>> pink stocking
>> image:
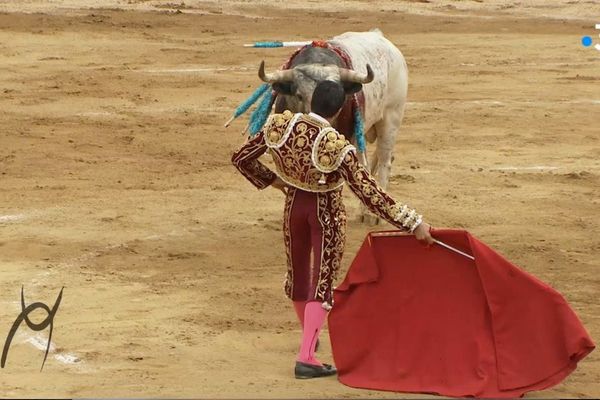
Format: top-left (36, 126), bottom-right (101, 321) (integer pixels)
top-left (293, 301), bottom-right (306, 328)
top-left (297, 301), bottom-right (328, 366)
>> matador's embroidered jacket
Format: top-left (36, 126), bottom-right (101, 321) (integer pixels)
top-left (231, 110), bottom-right (422, 306)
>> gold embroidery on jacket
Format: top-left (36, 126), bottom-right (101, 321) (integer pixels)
top-left (314, 189), bottom-right (346, 305)
top-left (264, 113), bottom-right (347, 192)
top-left (339, 150), bottom-right (421, 230)
top-left (283, 187), bottom-right (297, 299)
top-left (231, 131), bottom-right (276, 189)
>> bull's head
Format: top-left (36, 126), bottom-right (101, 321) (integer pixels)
top-left (258, 61), bottom-right (374, 114)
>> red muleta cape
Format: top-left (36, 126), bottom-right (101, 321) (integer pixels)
top-left (329, 229), bottom-right (594, 398)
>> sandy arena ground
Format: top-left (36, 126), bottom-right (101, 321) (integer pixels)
top-left (0, 0), bottom-right (599, 398)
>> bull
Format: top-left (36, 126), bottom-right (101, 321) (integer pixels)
top-left (258, 30), bottom-right (409, 223)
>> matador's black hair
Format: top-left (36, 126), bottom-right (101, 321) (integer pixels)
top-left (311, 80), bottom-right (345, 118)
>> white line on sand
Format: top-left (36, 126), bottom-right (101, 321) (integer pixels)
top-left (22, 334), bottom-right (82, 366)
top-left (0, 214), bottom-right (27, 223)
top-left (75, 111), bottom-right (115, 118)
top-left (142, 67), bottom-right (251, 74)
top-left (490, 166), bottom-right (560, 171)
top-left (407, 99), bottom-right (600, 107)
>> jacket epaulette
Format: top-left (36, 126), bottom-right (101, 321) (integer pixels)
top-left (312, 128), bottom-right (356, 173)
top-left (263, 110), bottom-right (295, 148)
top-left (260, 110), bottom-right (355, 192)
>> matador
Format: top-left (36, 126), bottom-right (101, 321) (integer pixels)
top-left (231, 81), bottom-right (433, 379)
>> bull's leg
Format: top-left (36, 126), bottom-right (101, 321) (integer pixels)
top-left (361, 109), bottom-right (404, 225)
top-left (369, 151), bottom-right (379, 176)
top-left (374, 120), bottom-right (396, 191)
top-left (363, 126), bottom-right (379, 175)
top-left (359, 136), bottom-right (383, 226)
top-left (359, 129), bottom-right (379, 224)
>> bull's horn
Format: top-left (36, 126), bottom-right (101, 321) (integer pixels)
top-left (258, 61), bottom-right (294, 83)
top-left (338, 64), bottom-right (374, 84)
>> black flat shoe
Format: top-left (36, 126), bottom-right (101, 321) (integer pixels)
top-left (294, 361), bottom-right (337, 379)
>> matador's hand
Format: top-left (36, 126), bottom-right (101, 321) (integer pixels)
top-left (271, 177), bottom-right (288, 195)
top-left (414, 222), bottom-right (434, 245)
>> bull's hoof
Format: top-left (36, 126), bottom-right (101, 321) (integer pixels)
top-left (361, 213), bottom-right (380, 226)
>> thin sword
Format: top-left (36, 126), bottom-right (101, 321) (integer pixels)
top-left (370, 232), bottom-right (475, 260)
top-left (433, 239), bottom-right (475, 261)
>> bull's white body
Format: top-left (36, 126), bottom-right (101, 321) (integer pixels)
top-left (331, 30), bottom-right (408, 205)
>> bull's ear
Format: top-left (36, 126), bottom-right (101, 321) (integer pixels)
top-left (342, 82), bottom-right (363, 94)
top-left (272, 82), bottom-right (294, 95)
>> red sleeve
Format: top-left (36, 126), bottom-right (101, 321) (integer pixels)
top-left (338, 150), bottom-right (422, 232)
top-left (231, 132), bottom-right (277, 190)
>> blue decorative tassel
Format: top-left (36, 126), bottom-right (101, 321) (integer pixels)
top-left (231, 83), bottom-right (366, 153)
top-left (353, 108), bottom-right (366, 153)
top-left (233, 83), bottom-right (270, 119)
top-left (249, 89), bottom-right (274, 136)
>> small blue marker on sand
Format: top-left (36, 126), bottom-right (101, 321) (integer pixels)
top-left (582, 36), bottom-right (593, 47)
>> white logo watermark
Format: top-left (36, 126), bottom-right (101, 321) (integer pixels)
top-left (581, 24), bottom-right (600, 51)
